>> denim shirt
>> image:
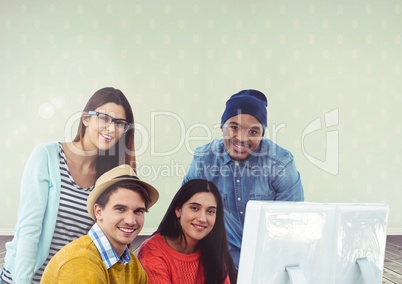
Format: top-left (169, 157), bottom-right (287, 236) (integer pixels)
top-left (183, 137), bottom-right (304, 267)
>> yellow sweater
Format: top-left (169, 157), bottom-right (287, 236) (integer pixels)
top-left (41, 235), bottom-right (148, 284)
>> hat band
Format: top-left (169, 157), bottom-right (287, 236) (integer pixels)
top-left (113, 174), bottom-right (139, 180)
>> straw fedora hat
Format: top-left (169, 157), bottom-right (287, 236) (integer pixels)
top-left (87, 164), bottom-right (159, 220)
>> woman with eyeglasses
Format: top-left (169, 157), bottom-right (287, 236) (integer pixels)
top-left (137, 179), bottom-right (237, 284)
top-left (0, 87), bottom-right (136, 284)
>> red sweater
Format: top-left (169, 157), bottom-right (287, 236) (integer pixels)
top-left (137, 233), bottom-right (230, 284)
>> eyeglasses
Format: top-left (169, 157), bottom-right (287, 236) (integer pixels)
top-left (87, 111), bottom-right (131, 132)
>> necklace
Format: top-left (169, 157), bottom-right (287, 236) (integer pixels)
top-left (163, 235), bottom-right (193, 254)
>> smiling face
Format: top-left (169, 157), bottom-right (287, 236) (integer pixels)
top-left (82, 102), bottom-right (127, 152)
top-left (222, 114), bottom-right (264, 161)
top-left (175, 192), bottom-right (217, 248)
top-left (94, 187), bottom-right (146, 256)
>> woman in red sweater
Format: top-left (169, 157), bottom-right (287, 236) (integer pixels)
top-left (137, 179), bottom-right (237, 284)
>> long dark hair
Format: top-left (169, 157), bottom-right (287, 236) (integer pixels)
top-left (73, 87), bottom-right (135, 178)
top-left (156, 179), bottom-right (237, 284)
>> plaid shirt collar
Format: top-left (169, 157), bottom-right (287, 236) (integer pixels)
top-left (88, 223), bottom-right (131, 269)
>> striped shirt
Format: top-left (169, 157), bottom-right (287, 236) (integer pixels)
top-left (0, 143), bottom-right (94, 284)
top-left (31, 143), bottom-right (94, 283)
top-left (88, 223), bottom-right (131, 269)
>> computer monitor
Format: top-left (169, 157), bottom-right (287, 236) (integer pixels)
top-left (237, 201), bottom-right (388, 284)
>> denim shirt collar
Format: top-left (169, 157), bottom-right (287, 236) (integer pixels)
top-left (88, 223), bottom-right (131, 269)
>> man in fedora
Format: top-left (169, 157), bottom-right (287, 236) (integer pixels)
top-left (41, 164), bottom-right (159, 283)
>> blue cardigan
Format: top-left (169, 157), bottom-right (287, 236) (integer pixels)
top-left (3, 142), bottom-right (61, 284)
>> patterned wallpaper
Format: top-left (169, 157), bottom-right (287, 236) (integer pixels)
top-left (1, 0), bottom-right (401, 234)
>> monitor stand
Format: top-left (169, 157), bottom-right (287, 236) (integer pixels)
top-left (286, 265), bottom-right (307, 284)
top-left (356, 257), bottom-right (378, 284)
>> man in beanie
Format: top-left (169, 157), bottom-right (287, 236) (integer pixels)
top-left (41, 165), bottom-right (159, 283)
top-left (183, 89), bottom-right (304, 268)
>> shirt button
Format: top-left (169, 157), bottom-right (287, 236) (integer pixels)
top-left (240, 211), bottom-right (244, 215)
top-left (236, 180), bottom-right (240, 183)
top-left (238, 197), bottom-right (241, 201)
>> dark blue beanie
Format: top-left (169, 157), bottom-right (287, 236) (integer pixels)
top-left (221, 89), bottom-right (268, 129)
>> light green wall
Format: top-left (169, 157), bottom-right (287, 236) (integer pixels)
top-left (1, 0), bottom-right (401, 235)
